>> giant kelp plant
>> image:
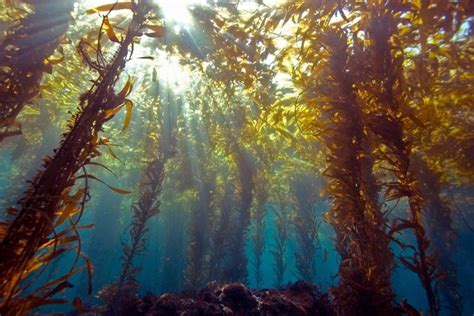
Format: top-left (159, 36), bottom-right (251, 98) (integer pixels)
top-left (0, 0), bottom-right (472, 315)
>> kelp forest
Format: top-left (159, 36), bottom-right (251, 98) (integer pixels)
top-left (0, 0), bottom-right (472, 315)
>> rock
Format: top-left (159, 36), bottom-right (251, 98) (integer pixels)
top-left (219, 283), bottom-right (258, 314)
top-left (112, 282), bottom-right (334, 316)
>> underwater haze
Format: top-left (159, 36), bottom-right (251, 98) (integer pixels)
top-left (0, 0), bottom-right (473, 315)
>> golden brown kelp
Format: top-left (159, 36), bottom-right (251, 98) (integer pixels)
top-left (400, 8), bottom-right (471, 313)
top-left (291, 174), bottom-right (320, 283)
top-left (360, 8), bottom-right (440, 314)
top-left (315, 28), bottom-right (395, 315)
top-left (0, 1), bottom-right (153, 313)
top-left (399, 5), bottom-right (472, 311)
top-left (0, 0), bottom-right (74, 141)
top-left (155, 120), bottom-right (192, 293)
top-left (249, 2), bottom-right (396, 312)
top-left (411, 155), bottom-right (462, 315)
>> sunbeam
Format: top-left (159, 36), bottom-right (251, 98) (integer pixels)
top-left (155, 0), bottom-right (206, 27)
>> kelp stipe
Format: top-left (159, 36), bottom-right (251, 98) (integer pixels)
top-left (361, 10), bottom-right (440, 315)
top-left (291, 174), bottom-right (320, 283)
top-left (412, 155), bottom-right (463, 315)
top-left (214, 104), bottom-right (256, 284)
top-left (270, 190), bottom-right (290, 288)
top-left (0, 1), bottom-right (154, 313)
top-left (226, 141), bottom-right (255, 284)
top-left (182, 98), bottom-right (218, 288)
top-left (209, 181), bottom-right (235, 284)
top-left (102, 153), bottom-right (168, 311)
top-left (0, 0), bottom-right (75, 142)
top-left (400, 3), bottom-right (471, 313)
top-left (185, 175), bottom-right (215, 288)
top-left (101, 70), bottom-right (182, 311)
top-left (315, 28), bottom-right (395, 315)
top-left (250, 166), bottom-right (269, 288)
top-left (185, 139), bottom-right (215, 289)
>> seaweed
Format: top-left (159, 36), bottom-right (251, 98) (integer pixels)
top-left (183, 111), bottom-right (216, 288)
top-left (270, 194), bottom-right (290, 288)
top-left (103, 152), bottom-right (167, 312)
top-left (0, 1), bottom-right (153, 313)
top-left (185, 163), bottom-right (215, 288)
top-left (315, 28), bottom-right (395, 315)
top-left (360, 10), bottom-right (440, 315)
top-left (103, 69), bottom-right (181, 311)
top-left (412, 154), bottom-right (463, 315)
top-left (250, 170), bottom-right (269, 288)
top-left (0, 0), bottom-right (470, 314)
top-left (291, 174), bottom-right (320, 283)
top-left (224, 147), bottom-right (255, 284)
top-left (208, 181), bottom-right (235, 284)
top-left (0, 0), bottom-right (74, 142)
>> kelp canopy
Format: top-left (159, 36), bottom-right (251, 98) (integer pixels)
top-left (0, 0), bottom-right (472, 315)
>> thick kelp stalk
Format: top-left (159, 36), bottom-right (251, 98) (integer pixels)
top-left (362, 11), bottom-right (439, 315)
top-left (0, 1), bottom-right (152, 313)
top-left (412, 155), bottom-right (463, 315)
top-left (291, 174), bottom-right (319, 282)
top-left (317, 29), bottom-right (394, 315)
top-left (225, 148), bottom-right (255, 283)
top-left (0, 0), bottom-right (74, 141)
top-left (251, 173), bottom-right (269, 288)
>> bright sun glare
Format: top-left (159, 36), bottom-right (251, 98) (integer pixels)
top-left (155, 0), bottom-right (206, 26)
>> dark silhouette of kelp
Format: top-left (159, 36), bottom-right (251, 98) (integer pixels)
top-left (250, 170), bottom-right (269, 288)
top-left (0, 0), bottom-right (74, 142)
top-left (362, 12), bottom-right (439, 315)
top-left (270, 191), bottom-right (290, 288)
top-left (314, 28), bottom-right (395, 315)
top-left (291, 174), bottom-right (320, 283)
top-left (412, 155), bottom-right (463, 315)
